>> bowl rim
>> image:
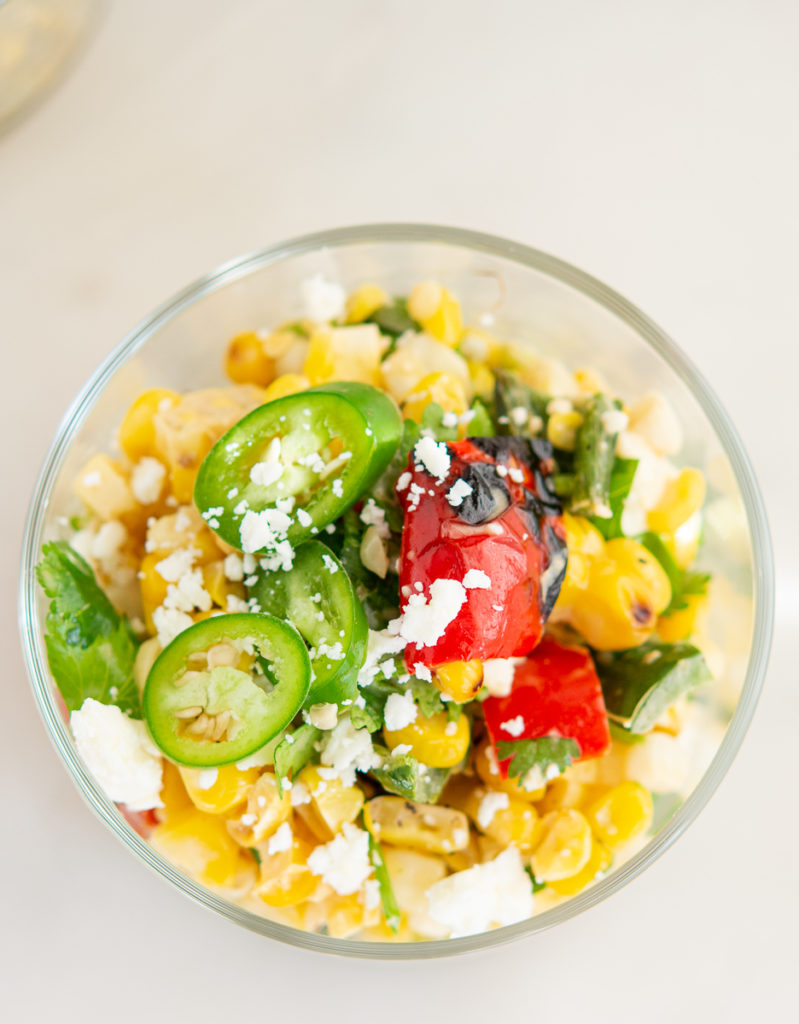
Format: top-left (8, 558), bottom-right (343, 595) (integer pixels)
top-left (18, 222), bottom-right (775, 958)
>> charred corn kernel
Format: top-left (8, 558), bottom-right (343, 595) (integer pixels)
top-left (383, 711), bottom-right (470, 768)
top-left (303, 324), bottom-right (385, 386)
top-left (530, 809), bottom-right (593, 882)
top-left (407, 281), bottom-right (463, 347)
top-left (474, 741), bottom-right (544, 802)
top-left (156, 761), bottom-right (194, 822)
top-left (261, 373), bottom-right (309, 402)
top-left (569, 537), bottom-right (672, 650)
top-left (294, 766), bottom-right (364, 841)
top-left (138, 551), bottom-right (170, 632)
top-left (657, 592), bottom-right (707, 642)
top-left (202, 560), bottom-right (246, 610)
top-left (664, 509), bottom-right (703, 569)
top-left (226, 772), bottom-right (290, 847)
top-left (648, 468), bottom-right (706, 534)
top-left (145, 507), bottom-right (222, 565)
top-left (133, 636), bottom-right (161, 695)
top-left (402, 371), bottom-right (469, 422)
top-left (118, 388), bottom-right (179, 462)
top-left (150, 806), bottom-right (256, 893)
top-left (467, 360), bottom-right (495, 401)
top-left (586, 782), bottom-right (653, 848)
top-left (179, 764), bottom-right (261, 815)
top-left (74, 454), bottom-right (137, 521)
top-left (463, 785), bottom-right (541, 851)
top-left (345, 283), bottom-right (389, 323)
top-left (548, 835), bottom-right (612, 895)
top-left (364, 796), bottom-right (469, 855)
top-left (433, 660), bottom-right (484, 704)
top-left (547, 410), bottom-right (584, 452)
top-left (554, 513), bottom-right (606, 610)
top-left (224, 331), bottom-right (275, 387)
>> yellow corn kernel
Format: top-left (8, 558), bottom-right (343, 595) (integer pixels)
top-left (381, 846), bottom-right (449, 939)
top-left (226, 772), bottom-right (291, 847)
top-left (118, 388), bottom-right (179, 462)
top-left (462, 785), bottom-right (541, 851)
top-left (402, 371), bottom-right (469, 422)
top-left (586, 782), bottom-right (653, 848)
top-left (407, 281), bottom-right (463, 347)
top-left (548, 835), bottom-right (612, 895)
top-left (569, 537), bottom-right (672, 650)
top-left (179, 764), bottom-right (261, 815)
top-left (657, 592), bottom-right (707, 642)
top-left (293, 766), bottom-right (364, 841)
top-left (138, 551), bottom-right (170, 633)
top-left (319, 892), bottom-right (381, 939)
top-left (432, 660), bottom-right (483, 704)
top-left (156, 761), bottom-right (194, 823)
top-left (380, 333), bottom-right (471, 404)
top-left (547, 410), bottom-right (584, 452)
top-left (535, 776), bottom-right (588, 815)
top-left (202, 559), bottom-right (246, 610)
top-left (364, 796), bottom-right (470, 855)
top-left (224, 331), bottom-right (275, 387)
top-left (133, 636), bottom-right (161, 695)
top-left (261, 373), bottom-right (310, 402)
top-left (648, 468), bottom-right (707, 534)
top-left (303, 324), bottom-right (385, 386)
top-left (530, 809), bottom-right (593, 882)
top-left (345, 283), bottom-right (389, 323)
top-left (664, 509), bottom-right (703, 569)
top-left (383, 711), bottom-right (470, 769)
top-left (474, 741), bottom-right (544, 802)
top-left (74, 454), bottom-right (137, 521)
top-left (573, 366), bottom-right (607, 394)
top-left (255, 827), bottom-right (322, 907)
top-left (554, 513), bottom-right (606, 611)
top-left (467, 360), bottom-right (495, 402)
top-left (145, 507), bottom-right (222, 564)
top-left (150, 806), bottom-right (257, 894)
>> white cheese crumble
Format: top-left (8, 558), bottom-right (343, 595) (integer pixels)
top-left (546, 398), bottom-right (573, 415)
top-left (70, 698), bottom-right (163, 811)
top-left (499, 715), bottom-right (525, 738)
top-left (301, 273), bottom-right (346, 322)
top-left (196, 768), bottom-right (218, 791)
top-left (357, 628), bottom-right (407, 687)
top-left (414, 436), bottom-right (451, 482)
top-left (307, 823), bottom-right (373, 895)
top-left (482, 658), bottom-right (520, 697)
top-left (446, 478), bottom-right (473, 508)
top-left (319, 716), bottom-right (381, 786)
top-left (360, 498), bottom-right (390, 539)
top-left (152, 606), bottom-right (194, 648)
top-left (509, 406), bottom-right (529, 427)
top-left (239, 508), bottom-right (295, 571)
top-left (425, 847), bottom-right (534, 938)
top-left (223, 553), bottom-right (244, 582)
top-left (266, 821), bottom-right (293, 856)
top-left (308, 702), bottom-right (338, 730)
top-left (131, 457), bottom-right (166, 505)
top-left (441, 411), bottom-right (458, 428)
top-left (391, 744), bottom-right (413, 756)
top-left (388, 578), bottom-right (467, 648)
top-left (412, 663), bottom-right (432, 682)
top-left (250, 437), bottom-right (284, 487)
top-left (463, 569), bottom-right (491, 590)
top-left (383, 691), bottom-right (418, 731)
top-left (476, 790), bottom-right (510, 829)
top-left (600, 409), bottom-right (629, 435)
top-left (321, 553), bottom-right (339, 574)
top-left (296, 508), bottom-right (312, 528)
top-left (290, 781), bottom-right (311, 806)
top-left (396, 471), bottom-right (412, 492)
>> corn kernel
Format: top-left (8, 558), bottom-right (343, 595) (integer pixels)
top-left (408, 281), bottom-right (463, 347)
top-left (224, 331), bottom-right (275, 387)
top-left (304, 324), bottom-right (385, 386)
top-left (474, 741), bottom-right (544, 802)
top-left (202, 560), bottom-right (246, 610)
top-left (530, 809), bottom-right (593, 882)
top-left (364, 796), bottom-right (469, 855)
top-left (535, 776), bottom-right (588, 815)
top-left (381, 846), bottom-right (449, 939)
top-left (462, 785), bottom-right (541, 851)
top-left (156, 761), bottom-right (194, 823)
top-left (548, 835), bottom-right (612, 895)
top-left (664, 509), bottom-right (703, 569)
top-left (179, 764), bottom-right (261, 815)
top-left (345, 283), bottom-right (389, 323)
top-left (145, 507), bottom-right (223, 564)
top-left (261, 373), bottom-right (310, 402)
top-left (150, 806), bottom-right (256, 894)
top-left (133, 636), bottom-right (161, 695)
top-left (384, 711), bottom-right (470, 768)
top-left (138, 551), bottom-right (170, 633)
top-left (226, 772), bottom-right (290, 847)
top-left (647, 467), bottom-right (706, 534)
top-left (255, 827), bottom-right (321, 908)
top-left (293, 765), bottom-right (364, 841)
top-left (467, 360), bottom-right (495, 402)
top-left (657, 592), bottom-right (707, 642)
top-left (586, 782), bottom-right (653, 848)
top-left (547, 410), bottom-right (584, 451)
top-left (118, 388), bottom-right (179, 462)
top-left (380, 333), bottom-right (471, 403)
top-left (75, 454), bottom-right (137, 521)
top-left (432, 660), bottom-right (483, 704)
top-left (402, 371), bottom-right (469, 422)
top-left (573, 366), bottom-right (607, 394)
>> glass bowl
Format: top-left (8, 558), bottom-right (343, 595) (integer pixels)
top-left (19, 224), bottom-right (774, 958)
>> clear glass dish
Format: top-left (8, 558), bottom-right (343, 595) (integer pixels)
top-left (19, 224), bottom-right (774, 958)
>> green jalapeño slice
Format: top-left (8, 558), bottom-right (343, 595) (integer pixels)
top-left (143, 613), bottom-right (311, 767)
top-left (250, 541), bottom-right (368, 706)
top-left (193, 382), bottom-right (402, 561)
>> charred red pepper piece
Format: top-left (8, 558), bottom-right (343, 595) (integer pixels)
top-left (483, 636), bottom-right (611, 766)
top-left (395, 436), bottom-right (567, 670)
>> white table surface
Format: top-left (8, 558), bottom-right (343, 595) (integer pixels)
top-left (2, 1), bottom-right (797, 1019)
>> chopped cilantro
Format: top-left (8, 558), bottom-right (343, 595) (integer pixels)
top-left (496, 736), bottom-right (580, 780)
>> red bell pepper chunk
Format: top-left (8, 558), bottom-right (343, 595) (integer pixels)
top-left (483, 636), bottom-right (611, 768)
top-left (395, 436), bottom-right (566, 671)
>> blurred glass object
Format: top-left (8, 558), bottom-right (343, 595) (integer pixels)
top-left (0, 0), bottom-right (98, 132)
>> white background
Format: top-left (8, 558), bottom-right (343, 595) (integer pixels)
top-left (2, 1), bottom-right (797, 1020)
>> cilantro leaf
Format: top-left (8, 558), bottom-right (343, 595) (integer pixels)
top-left (525, 866), bottom-right (547, 893)
top-left (36, 541), bottom-right (140, 716)
top-left (273, 723), bottom-right (320, 789)
top-left (371, 744), bottom-right (451, 803)
top-left (368, 298), bottom-right (419, 339)
top-left (636, 531), bottom-right (710, 616)
top-left (496, 736), bottom-right (580, 781)
top-left (336, 508), bottom-right (400, 630)
top-left (589, 456), bottom-right (638, 540)
top-left (420, 402), bottom-right (458, 441)
top-left (465, 398), bottom-right (495, 437)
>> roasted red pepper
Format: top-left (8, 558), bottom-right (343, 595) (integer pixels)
top-left (395, 436), bottom-right (567, 670)
top-left (483, 636), bottom-right (611, 765)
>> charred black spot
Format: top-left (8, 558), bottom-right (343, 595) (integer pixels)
top-left (456, 462), bottom-right (511, 525)
top-left (632, 602), bottom-right (653, 625)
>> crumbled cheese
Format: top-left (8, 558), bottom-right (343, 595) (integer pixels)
top-left (196, 768), bottom-right (218, 791)
top-left (425, 847), bottom-right (534, 938)
top-left (360, 498), bottom-right (390, 539)
top-left (509, 407), bottom-right (529, 427)
top-left (357, 628), bottom-right (407, 687)
top-left (81, 470), bottom-right (102, 488)
top-left (250, 437), bottom-right (284, 487)
top-left (396, 471), bottom-right (412, 492)
top-left (266, 821), bottom-right (293, 856)
top-left (463, 569), bottom-right (491, 590)
top-left (319, 716), bottom-right (381, 786)
top-left (414, 436), bottom-right (451, 482)
top-left (70, 698), bottom-right (163, 811)
top-left (384, 691), bottom-right (418, 731)
top-left (297, 508), bottom-right (313, 528)
top-left (363, 879), bottom-right (381, 911)
top-left (499, 715), bottom-right (525, 737)
top-left (308, 703), bottom-right (338, 730)
top-left (155, 548), bottom-right (198, 583)
top-left (476, 790), bottom-right (510, 829)
top-left (446, 478), bottom-right (473, 508)
top-left (441, 411), bottom-right (458, 428)
top-left (239, 507), bottom-right (292, 554)
top-left (163, 568), bottom-right (212, 613)
top-left (152, 606), bottom-right (193, 647)
top-left (388, 578), bottom-right (467, 648)
top-left (508, 467), bottom-right (525, 484)
top-left (546, 398), bottom-right (573, 415)
top-left (290, 781), bottom-right (311, 806)
top-left (226, 594), bottom-right (250, 613)
top-left (445, 720), bottom-right (458, 736)
top-left (223, 553), bottom-right (244, 582)
top-left (391, 744), bottom-right (413, 756)
top-left (131, 457), bottom-right (166, 505)
top-left (321, 553), bottom-right (339, 574)
top-left (482, 658), bottom-right (519, 698)
top-left (412, 663), bottom-right (432, 682)
top-left (301, 273), bottom-right (346, 322)
top-left (332, 478), bottom-right (344, 498)
top-left (307, 823), bottom-right (373, 895)
top-left (600, 409), bottom-right (629, 435)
